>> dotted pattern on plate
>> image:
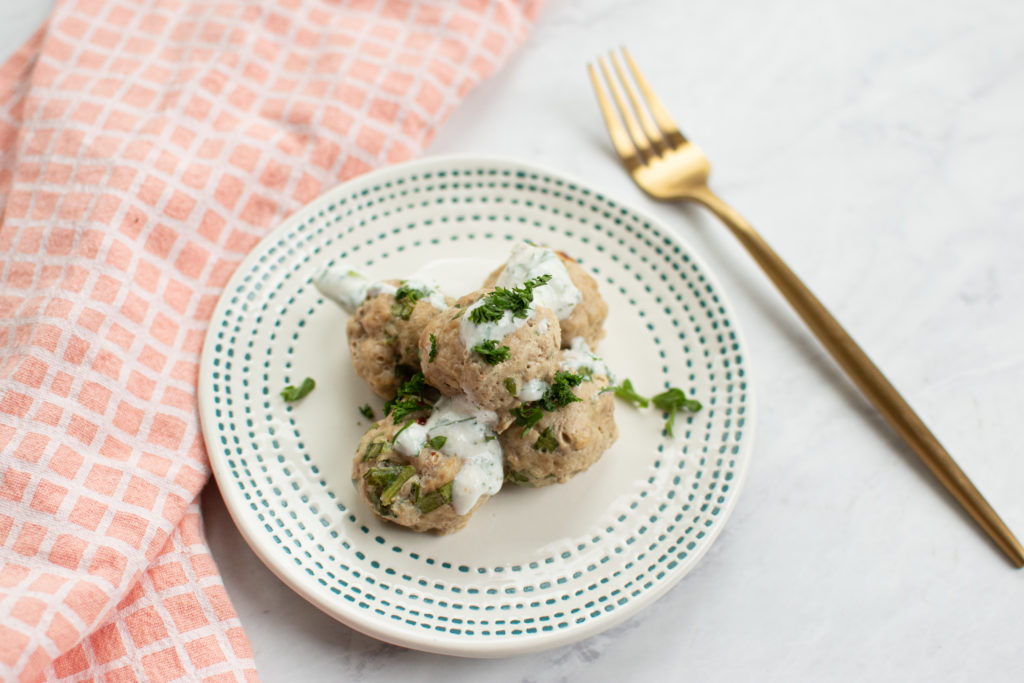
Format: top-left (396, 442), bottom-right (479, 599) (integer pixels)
top-left (199, 159), bottom-right (753, 655)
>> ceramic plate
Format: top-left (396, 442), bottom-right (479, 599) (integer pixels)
top-left (198, 156), bottom-right (754, 657)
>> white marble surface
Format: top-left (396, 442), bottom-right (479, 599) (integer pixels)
top-left (5, 0), bottom-right (1024, 680)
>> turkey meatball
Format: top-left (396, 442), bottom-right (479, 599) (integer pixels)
top-left (352, 396), bottom-right (502, 534)
top-left (484, 243), bottom-right (608, 349)
top-left (501, 374), bottom-right (618, 487)
top-left (344, 279), bottom-right (450, 399)
top-left (419, 288), bottom-right (561, 430)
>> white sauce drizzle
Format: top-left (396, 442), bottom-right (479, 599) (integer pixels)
top-left (391, 396), bottom-right (503, 515)
top-left (314, 265), bottom-right (445, 314)
top-left (393, 422), bottom-right (428, 457)
top-left (495, 242), bottom-right (582, 320)
top-left (516, 378), bottom-right (549, 402)
top-left (560, 337), bottom-right (614, 382)
top-left (314, 267), bottom-right (372, 314)
top-left (459, 300), bottom-right (535, 349)
top-left (399, 277), bottom-right (447, 310)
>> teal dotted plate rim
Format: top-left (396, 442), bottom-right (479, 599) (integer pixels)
top-left (198, 155), bottom-right (755, 657)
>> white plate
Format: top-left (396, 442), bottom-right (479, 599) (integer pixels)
top-left (198, 156), bottom-right (755, 657)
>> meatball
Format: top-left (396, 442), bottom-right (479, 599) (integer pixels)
top-left (346, 279), bottom-right (451, 399)
top-left (484, 248), bottom-right (608, 349)
top-left (501, 375), bottom-right (618, 487)
top-left (418, 288), bottom-right (561, 430)
top-left (555, 257), bottom-right (607, 348)
top-left (352, 416), bottom-right (487, 534)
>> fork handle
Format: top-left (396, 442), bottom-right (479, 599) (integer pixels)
top-left (692, 186), bottom-right (1024, 568)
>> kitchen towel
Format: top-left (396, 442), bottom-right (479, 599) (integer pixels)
top-left (0, 0), bottom-right (540, 680)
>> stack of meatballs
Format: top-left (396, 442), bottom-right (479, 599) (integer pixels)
top-left (333, 244), bottom-right (617, 534)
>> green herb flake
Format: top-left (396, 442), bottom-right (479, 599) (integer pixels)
top-left (415, 481), bottom-right (453, 514)
top-left (540, 371), bottom-right (584, 411)
top-left (362, 440), bottom-right (389, 462)
top-left (358, 404), bottom-right (375, 420)
top-left (428, 333), bottom-right (438, 362)
top-left (387, 397), bottom-right (428, 423)
top-left (379, 466), bottom-right (416, 506)
top-left (511, 402), bottom-right (545, 437)
top-left (280, 377), bottom-right (315, 402)
top-left (384, 372), bottom-right (433, 423)
top-left (510, 370), bottom-right (584, 438)
top-left (467, 274), bottom-right (552, 325)
top-left (391, 282), bottom-right (428, 320)
top-left (533, 426), bottom-right (558, 453)
top-left (506, 470), bottom-right (534, 487)
top-left (651, 387), bottom-right (703, 436)
top-left (472, 339), bottom-right (511, 365)
top-left (504, 377), bottom-right (517, 396)
top-left (426, 435), bottom-right (447, 451)
top-left (363, 465), bottom-right (404, 489)
top-left (613, 378), bottom-right (649, 408)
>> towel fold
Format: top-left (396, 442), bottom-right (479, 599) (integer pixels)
top-left (0, 1), bottom-right (540, 680)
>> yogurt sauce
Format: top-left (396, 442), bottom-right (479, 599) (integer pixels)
top-left (314, 265), bottom-right (445, 314)
top-left (459, 300), bottom-right (536, 349)
top-left (314, 267), bottom-right (374, 313)
top-left (392, 395), bottom-right (503, 515)
top-left (516, 378), bottom-right (548, 402)
top-left (560, 337), bottom-right (614, 382)
top-left (494, 242), bottom-right (582, 320)
top-left (400, 277), bottom-right (448, 311)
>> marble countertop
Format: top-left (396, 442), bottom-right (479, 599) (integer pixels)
top-left (5, 0), bottom-right (1023, 680)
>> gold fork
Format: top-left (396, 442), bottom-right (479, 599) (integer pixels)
top-left (588, 47), bottom-right (1024, 568)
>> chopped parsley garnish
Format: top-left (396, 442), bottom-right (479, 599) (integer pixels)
top-left (533, 426), bottom-right (558, 452)
top-left (428, 333), bottom-right (438, 362)
top-left (415, 481), bottom-right (453, 514)
top-left (472, 339), bottom-right (511, 365)
top-left (651, 388), bottom-right (703, 436)
top-left (540, 371), bottom-right (583, 411)
top-left (387, 396), bottom-right (428, 423)
top-left (426, 435), bottom-right (447, 451)
top-left (609, 378), bottom-right (702, 435)
top-left (358, 404), bottom-right (375, 420)
top-left (613, 378), bottom-right (649, 408)
top-left (391, 282), bottom-right (428, 320)
top-left (467, 274), bottom-right (552, 325)
top-left (280, 377), bottom-right (315, 402)
top-left (510, 402), bottom-right (545, 435)
top-left (384, 372), bottom-right (434, 423)
top-left (510, 370), bottom-right (584, 437)
top-left (504, 377), bottom-right (517, 396)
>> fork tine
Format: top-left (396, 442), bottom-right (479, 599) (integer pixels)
top-left (610, 50), bottom-right (664, 153)
top-left (598, 55), bottom-right (653, 160)
top-left (621, 47), bottom-right (687, 147)
top-left (587, 62), bottom-right (642, 172)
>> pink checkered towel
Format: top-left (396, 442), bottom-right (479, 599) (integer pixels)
top-left (0, 1), bottom-right (541, 680)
